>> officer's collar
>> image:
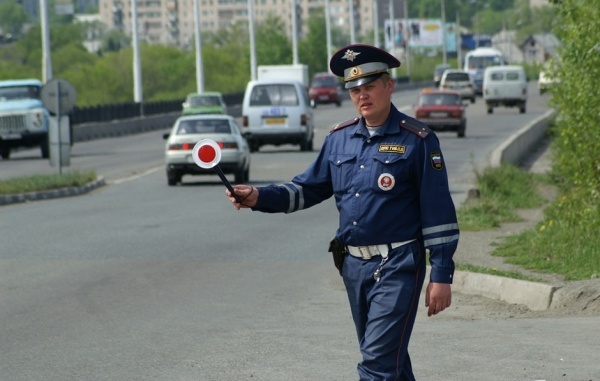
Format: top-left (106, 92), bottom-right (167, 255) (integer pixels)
top-left (352, 104), bottom-right (402, 137)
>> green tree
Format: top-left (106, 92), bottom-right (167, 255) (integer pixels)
top-left (0, 0), bottom-right (29, 37)
top-left (298, 9), bottom-right (329, 76)
top-left (255, 14), bottom-right (292, 65)
top-left (551, 0), bottom-right (600, 193)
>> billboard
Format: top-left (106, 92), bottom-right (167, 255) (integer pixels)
top-left (384, 19), bottom-right (457, 53)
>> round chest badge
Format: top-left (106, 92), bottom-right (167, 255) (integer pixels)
top-left (378, 173), bottom-right (395, 191)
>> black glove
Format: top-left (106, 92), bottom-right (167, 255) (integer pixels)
top-left (328, 238), bottom-right (346, 276)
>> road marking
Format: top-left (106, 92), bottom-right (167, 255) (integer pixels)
top-left (109, 166), bottom-right (162, 185)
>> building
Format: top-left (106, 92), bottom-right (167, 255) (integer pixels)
top-left (97, 0), bottom-right (406, 48)
top-left (520, 33), bottom-right (560, 65)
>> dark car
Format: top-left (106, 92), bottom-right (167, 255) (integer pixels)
top-left (308, 73), bottom-right (342, 108)
top-left (414, 89), bottom-right (467, 138)
top-left (433, 64), bottom-right (451, 87)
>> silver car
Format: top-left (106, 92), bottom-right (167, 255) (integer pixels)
top-left (163, 114), bottom-right (250, 186)
top-left (440, 69), bottom-right (476, 104)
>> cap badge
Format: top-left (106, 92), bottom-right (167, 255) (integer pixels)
top-left (349, 66), bottom-right (362, 78)
top-left (342, 49), bottom-right (360, 62)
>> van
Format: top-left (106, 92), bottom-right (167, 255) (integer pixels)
top-left (241, 79), bottom-right (314, 152)
top-left (483, 65), bottom-right (527, 114)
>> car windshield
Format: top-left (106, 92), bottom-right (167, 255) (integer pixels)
top-left (311, 77), bottom-right (338, 87)
top-left (176, 119), bottom-right (231, 134)
top-left (188, 96), bottom-right (220, 107)
top-left (0, 85), bottom-right (41, 101)
top-left (249, 84), bottom-right (299, 106)
top-left (419, 93), bottom-right (460, 106)
top-left (445, 73), bottom-right (470, 82)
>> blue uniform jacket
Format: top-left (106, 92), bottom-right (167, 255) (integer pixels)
top-left (253, 104), bottom-right (459, 283)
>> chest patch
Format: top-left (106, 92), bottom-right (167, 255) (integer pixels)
top-left (431, 152), bottom-right (444, 170)
top-left (377, 173), bottom-right (396, 191)
top-left (378, 144), bottom-right (406, 154)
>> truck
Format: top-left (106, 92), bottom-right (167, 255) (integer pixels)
top-left (0, 79), bottom-right (50, 160)
top-left (257, 64), bottom-right (309, 88)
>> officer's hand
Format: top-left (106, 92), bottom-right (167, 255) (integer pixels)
top-left (425, 282), bottom-right (451, 317)
top-left (226, 185), bottom-right (258, 210)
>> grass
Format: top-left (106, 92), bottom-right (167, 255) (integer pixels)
top-left (0, 171), bottom-right (98, 195)
top-left (457, 164), bottom-right (547, 231)
top-left (457, 163), bottom-right (599, 281)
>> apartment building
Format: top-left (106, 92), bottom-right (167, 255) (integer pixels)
top-left (97, 0), bottom-right (402, 48)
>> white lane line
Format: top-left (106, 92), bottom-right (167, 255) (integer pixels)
top-left (109, 165), bottom-right (163, 185)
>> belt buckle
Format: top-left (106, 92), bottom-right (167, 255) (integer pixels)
top-left (358, 246), bottom-right (372, 260)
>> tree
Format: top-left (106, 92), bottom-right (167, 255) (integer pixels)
top-left (0, 0), bottom-right (29, 37)
top-left (298, 10), bottom-right (329, 76)
top-left (255, 14), bottom-right (292, 66)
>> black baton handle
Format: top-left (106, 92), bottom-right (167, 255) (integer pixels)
top-left (213, 165), bottom-right (242, 203)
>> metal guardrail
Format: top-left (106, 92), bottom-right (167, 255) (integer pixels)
top-left (70, 81), bottom-right (431, 143)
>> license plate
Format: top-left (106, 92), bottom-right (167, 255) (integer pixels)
top-left (265, 118), bottom-right (285, 125)
top-left (430, 112), bottom-right (448, 118)
top-left (319, 95), bottom-right (329, 100)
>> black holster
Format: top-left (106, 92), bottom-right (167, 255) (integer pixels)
top-left (328, 238), bottom-right (347, 276)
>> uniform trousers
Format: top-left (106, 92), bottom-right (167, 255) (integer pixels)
top-left (342, 240), bottom-right (426, 381)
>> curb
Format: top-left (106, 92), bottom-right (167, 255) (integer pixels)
top-left (0, 176), bottom-right (106, 207)
top-left (453, 271), bottom-right (557, 311)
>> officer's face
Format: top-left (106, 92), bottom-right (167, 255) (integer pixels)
top-left (349, 76), bottom-right (394, 126)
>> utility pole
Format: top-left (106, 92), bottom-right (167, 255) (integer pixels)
top-left (291, 0), bottom-right (299, 64)
top-left (40, 0), bottom-right (52, 83)
top-left (348, 0), bottom-right (356, 44)
top-left (248, 0), bottom-right (257, 80)
top-left (131, 0), bottom-right (143, 112)
top-left (404, 0), bottom-right (411, 81)
top-left (441, 0), bottom-right (447, 64)
top-left (325, 0), bottom-right (332, 73)
top-left (193, 0), bottom-right (204, 92)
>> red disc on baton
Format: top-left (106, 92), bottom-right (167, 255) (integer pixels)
top-left (192, 139), bottom-right (221, 169)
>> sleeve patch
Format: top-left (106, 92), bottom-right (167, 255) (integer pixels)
top-left (431, 152), bottom-right (444, 170)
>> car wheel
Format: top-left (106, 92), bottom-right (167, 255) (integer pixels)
top-left (519, 104), bottom-right (526, 114)
top-left (40, 136), bottom-right (49, 159)
top-left (234, 166), bottom-right (247, 184)
top-left (336, 100), bottom-right (342, 107)
top-left (457, 122), bottom-right (466, 138)
top-left (487, 107), bottom-right (493, 114)
top-left (248, 141), bottom-right (259, 153)
top-left (470, 97), bottom-right (476, 104)
top-left (300, 136), bottom-right (313, 152)
top-left (167, 168), bottom-right (181, 186)
top-left (0, 145), bottom-right (10, 160)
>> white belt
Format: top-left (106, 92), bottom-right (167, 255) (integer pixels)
top-left (346, 239), bottom-right (416, 260)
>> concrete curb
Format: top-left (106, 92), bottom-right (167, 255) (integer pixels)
top-left (0, 176), bottom-right (106, 207)
top-left (489, 109), bottom-right (556, 167)
top-left (453, 271), bottom-right (557, 311)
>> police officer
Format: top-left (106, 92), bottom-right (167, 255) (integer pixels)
top-left (227, 44), bottom-right (459, 381)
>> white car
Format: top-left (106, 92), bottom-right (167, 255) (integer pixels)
top-left (241, 79), bottom-right (315, 152)
top-left (483, 65), bottom-right (527, 114)
top-left (439, 69), bottom-right (476, 104)
top-left (538, 70), bottom-right (555, 95)
top-left (163, 114), bottom-right (250, 186)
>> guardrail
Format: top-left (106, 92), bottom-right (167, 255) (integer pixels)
top-left (71, 80), bottom-right (433, 144)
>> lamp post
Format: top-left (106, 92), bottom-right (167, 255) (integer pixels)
top-left (441, 0), bottom-right (447, 64)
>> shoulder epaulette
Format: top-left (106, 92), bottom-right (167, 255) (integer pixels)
top-left (329, 117), bottom-right (359, 134)
top-left (399, 117), bottom-right (431, 139)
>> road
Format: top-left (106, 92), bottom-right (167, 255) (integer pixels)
top-left (2, 85), bottom-right (598, 381)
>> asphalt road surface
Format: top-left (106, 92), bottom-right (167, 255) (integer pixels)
top-left (2, 85), bottom-right (598, 381)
